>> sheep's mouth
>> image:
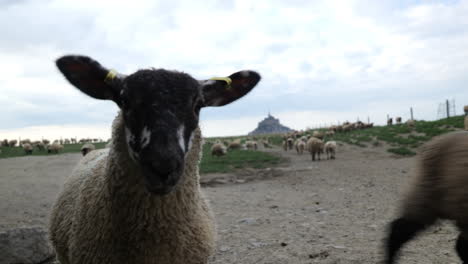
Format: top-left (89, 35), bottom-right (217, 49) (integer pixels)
top-left (141, 164), bottom-right (183, 196)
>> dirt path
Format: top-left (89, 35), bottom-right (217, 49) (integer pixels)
top-left (0, 145), bottom-right (461, 263)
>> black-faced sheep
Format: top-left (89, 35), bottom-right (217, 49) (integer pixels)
top-left (306, 137), bottom-right (324, 161)
top-left (324, 141), bottom-right (337, 160)
top-left (387, 118), bottom-right (393, 126)
top-left (80, 143), bottom-right (96, 156)
top-left (49, 55), bottom-right (261, 264)
top-left (23, 143), bottom-right (33, 154)
top-left (395, 117), bottom-right (402, 124)
top-left (384, 131), bottom-right (468, 263)
top-left (211, 143), bottom-right (226, 157)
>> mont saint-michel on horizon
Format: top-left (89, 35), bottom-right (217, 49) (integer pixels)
top-left (248, 113), bottom-right (293, 135)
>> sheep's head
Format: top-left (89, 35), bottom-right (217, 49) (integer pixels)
top-left (56, 55), bottom-right (261, 195)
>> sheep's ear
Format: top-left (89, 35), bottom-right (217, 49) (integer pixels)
top-left (56, 55), bottom-right (122, 104)
top-left (201, 70), bottom-right (261, 107)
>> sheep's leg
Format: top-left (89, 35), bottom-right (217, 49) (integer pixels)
top-left (311, 152), bottom-right (315, 161)
top-left (385, 217), bottom-right (431, 264)
top-left (456, 231), bottom-right (468, 263)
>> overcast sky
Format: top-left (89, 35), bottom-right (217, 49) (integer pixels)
top-left (0, 0), bottom-right (467, 140)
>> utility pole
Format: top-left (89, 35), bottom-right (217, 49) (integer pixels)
top-left (410, 107), bottom-right (414, 120)
top-left (446, 99), bottom-right (450, 118)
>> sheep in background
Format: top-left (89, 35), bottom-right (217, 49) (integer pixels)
top-left (262, 139), bottom-right (271, 148)
top-left (49, 55), bottom-right (260, 264)
top-left (23, 143), bottom-right (33, 155)
top-left (64, 139), bottom-right (71, 144)
top-left (406, 119), bottom-right (416, 129)
top-left (384, 131), bottom-right (468, 263)
top-left (306, 137), bottom-right (324, 161)
top-left (287, 137), bottom-right (294, 150)
top-left (1, 139), bottom-right (8, 147)
top-left (81, 143), bottom-right (96, 156)
top-left (395, 117), bottom-right (402, 124)
top-left (211, 143), bottom-right (227, 157)
top-left (20, 139), bottom-right (31, 146)
top-left (296, 140), bottom-right (306, 155)
top-left (324, 141), bottom-right (337, 160)
top-left (228, 139), bottom-right (241, 150)
top-left (387, 118), bottom-right (393, 126)
top-left (47, 143), bottom-right (63, 154)
top-left (312, 131), bottom-right (324, 140)
top-left (35, 142), bottom-right (46, 151)
top-left (70, 138), bottom-right (77, 144)
top-left (8, 140), bottom-right (17, 147)
top-left (42, 139), bottom-right (50, 145)
top-left (245, 140), bottom-right (258, 150)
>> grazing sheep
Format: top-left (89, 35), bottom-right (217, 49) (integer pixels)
top-left (245, 140), bottom-right (258, 150)
top-left (211, 143), bottom-right (226, 157)
top-left (228, 139), bottom-right (242, 150)
top-left (384, 131), bottom-right (468, 264)
top-left (80, 143), bottom-right (96, 156)
top-left (35, 142), bottom-right (46, 151)
top-left (8, 140), bottom-right (17, 147)
top-left (23, 143), bottom-right (33, 155)
top-left (406, 119), bottom-right (416, 129)
top-left (49, 55), bottom-right (261, 264)
top-left (324, 141), bottom-right (337, 160)
top-left (306, 137), bottom-right (324, 161)
top-left (47, 143), bottom-right (63, 154)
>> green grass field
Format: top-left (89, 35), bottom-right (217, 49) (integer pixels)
top-left (0, 140), bottom-right (283, 174)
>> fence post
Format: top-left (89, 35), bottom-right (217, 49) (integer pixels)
top-left (446, 99), bottom-right (450, 118)
top-left (410, 107), bottom-right (414, 120)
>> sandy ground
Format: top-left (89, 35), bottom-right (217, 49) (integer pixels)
top-left (0, 144), bottom-right (461, 263)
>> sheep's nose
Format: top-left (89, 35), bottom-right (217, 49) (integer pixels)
top-left (141, 159), bottom-right (183, 195)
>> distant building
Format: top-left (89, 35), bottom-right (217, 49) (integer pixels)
top-left (248, 113), bottom-right (293, 135)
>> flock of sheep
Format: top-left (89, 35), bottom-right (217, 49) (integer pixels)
top-left (0, 138), bottom-right (99, 156)
top-left (281, 131), bottom-right (337, 161)
top-left (209, 137), bottom-right (271, 157)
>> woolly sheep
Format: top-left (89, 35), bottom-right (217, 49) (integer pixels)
top-left (42, 139), bottom-right (50, 145)
top-left (211, 143), bottom-right (227, 157)
top-left (395, 117), bottom-right (402, 124)
top-left (49, 55), bottom-right (260, 264)
top-left (324, 141), bottom-right (337, 160)
top-left (8, 140), bottom-right (17, 147)
top-left (245, 140), bottom-right (258, 150)
top-left (23, 143), bottom-right (33, 155)
top-left (228, 139), bottom-right (241, 150)
top-left (287, 137), bottom-right (294, 150)
top-left (306, 137), bottom-right (324, 161)
top-left (406, 119), bottom-right (416, 129)
top-left (296, 140), bottom-right (306, 155)
top-left (80, 143), bottom-right (96, 156)
top-left (384, 131), bottom-right (468, 263)
top-left (35, 142), bottom-right (46, 151)
top-left (312, 131), bottom-right (324, 139)
top-left (47, 143), bottom-right (63, 154)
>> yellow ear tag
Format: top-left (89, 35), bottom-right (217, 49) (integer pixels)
top-left (104, 70), bottom-right (118, 84)
top-left (209, 77), bottom-right (232, 89)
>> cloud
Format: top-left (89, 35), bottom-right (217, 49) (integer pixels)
top-left (0, 0), bottom-right (467, 139)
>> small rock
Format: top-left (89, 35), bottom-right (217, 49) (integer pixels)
top-left (0, 227), bottom-right (54, 264)
top-left (280, 242), bottom-right (288, 247)
top-left (269, 205), bottom-right (279, 209)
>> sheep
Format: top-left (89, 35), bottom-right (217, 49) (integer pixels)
top-left (8, 140), bottom-right (17, 147)
top-left (245, 140), bottom-right (258, 150)
top-left (228, 139), bottom-right (241, 150)
top-left (262, 139), bottom-right (271, 148)
top-left (324, 141), bottom-right (337, 160)
top-left (387, 118), bottom-right (393, 126)
top-left (395, 117), bottom-right (402, 124)
top-left (1, 139), bottom-right (8, 147)
top-left (287, 137), bottom-right (294, 150)
top-left (64, 139), bottom-right (71, 144)
top-left (80, 143), bottom-right (96, 156)
top-left (23, 143), bottom-right (33, 155)
top-left (20, 139), bottom-right (31, 146)
top-left (312, 131), bottom-right (324, 140)
top-left (306, 137), bottom-right (324, 161)
top-left (42, 139), bottom-right (50, 145)
top-left (384, 131), bottom-right (468, 264)
top-left (211, 143), bottom-right (226, 157)
top-left (49, 54), bottom-right (261, 264)
top-left (406, 119), bottom-right (416, 129)
top-left (47, 143), bottom-right (63, 154)
top-left (296, 140), bottom-right (306, 155)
